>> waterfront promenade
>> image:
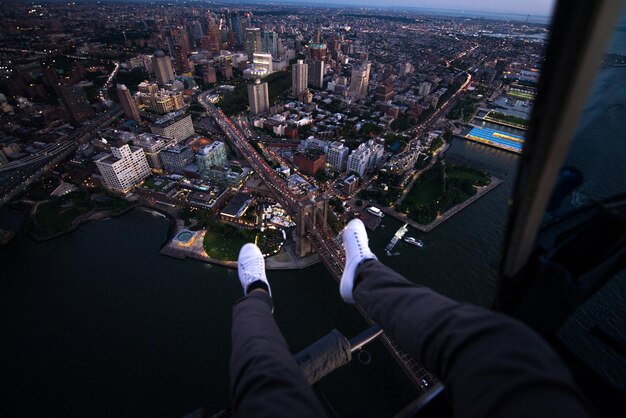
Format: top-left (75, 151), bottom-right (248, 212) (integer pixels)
top-left (373, 176), bottom-right (503, 233)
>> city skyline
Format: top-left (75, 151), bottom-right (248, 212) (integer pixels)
top-left (226, 0), bottom-right (556, 17)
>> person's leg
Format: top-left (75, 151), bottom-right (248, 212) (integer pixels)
top-left (230, 244), bottom-right (326, 418)
top-left (340, 219), bottom-right (593, 418)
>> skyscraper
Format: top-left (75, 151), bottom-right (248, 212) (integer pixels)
top-left (203, 66), bottom-right (217, 84)
top-left (309, 43), bottom-right (327, 61)
top-left (262, 30), bottom-right (279, 57)
top-left (230, 13), bottom-right (242, 45)
top-left (292, 59), bottom-right (308, 97)
top-left (247, 79), bottom-right (269, 115)
top-left (418, 81), bottom-right (432, 97)
top-left (349, 62), bottom-right (371, 100)
top-left (56, 84), bottom-right (94, 125)
top-left (313, 27), bottom-right (321, 44)
top-left (173, 45), bottom-right (192, 74)
top-left (308, 60), bottom-right (324, 88)
top-left (244, 28), bottom-right (263, 59)
top-left (206, 18), bottom-right (222, 54)
top-left (117, 84), bottom-right (141, 122)
top-left (153, 50), bottom-right (175, 85)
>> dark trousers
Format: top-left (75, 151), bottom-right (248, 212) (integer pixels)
top-left (230, 290), bottom-right (327, 417)
top-left (230, 260), bottom-right (593, 418)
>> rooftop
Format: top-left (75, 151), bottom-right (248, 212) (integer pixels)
top-left (152, 110), bottom-right (189, 128)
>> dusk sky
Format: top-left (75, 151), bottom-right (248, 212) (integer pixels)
top-left (262, 0), bottom-right (556, 16)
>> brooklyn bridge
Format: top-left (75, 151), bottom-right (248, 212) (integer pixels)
top-left (198, 91), bottom-right (435, 391)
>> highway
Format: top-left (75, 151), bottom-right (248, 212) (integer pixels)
top-left (0, 105), bottom-right (122, 206)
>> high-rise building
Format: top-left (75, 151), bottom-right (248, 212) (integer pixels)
top-left (375, 82), bottom-right (395, 102)
top-left (206, 19), bottom-right (222, 54)
top-left (262, 31), bottom-right (279, 57)
top-left (173, 45), bottom-right (192, 74)
top-left (309, 43), bottom-right (327, 61)
top-left (247, 79), bottom-right (269, 115)
top-left (399, 62), bottom-right (413, 76)
top-left (418, 81), bottom-right (432, 97)
top-left (153, 50), bottom-right (175, 85)
top-left (56, 84), bottom-right (94, 125)
top-left (200, 36), bottom-right (211, 51)
top-left (117, 84), bottom-right (141, 122)
top-left (292, 59), bottom-right (308, 97)
top-left (327, 141), bottom-right (349, 171)
top-left (230, 13), bottom-right (242, 45)
top-left (221, 64), bottom-right (234, 80)
top-left (244, 28), bottom-right (263, 59)
top-left (160, 144), bottom-right (195, 174)
top-left (150, 111), bottom-right (194, 143)
top-left (196, 141), bottom-right (227, 173)
top-left (134, 133), bottom-right (173, 171)
top-left (203, 66), bottom-right (217, 84)
top-left (95, 144), bottom-right (151, 193)
top-left (349, 62), bottom-right (371, 100)
top-left (313, 27), bottom-right (321, 44)
top-left (308, 60), bottom-right (324, 88)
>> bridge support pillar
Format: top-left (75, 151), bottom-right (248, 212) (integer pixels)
top-left (296, 195), bottom-right (329, 258)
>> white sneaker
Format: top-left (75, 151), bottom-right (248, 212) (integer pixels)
top-left (238, 243), bottom-right (271, 297)
top-left (340, 219), bottom-right (377, 303)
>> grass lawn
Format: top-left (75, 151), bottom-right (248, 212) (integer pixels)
top-left (141, 177), bottom-right (171, 193)
top-left (397, 162), bottom-right (491, 224)
top-left (507, 90), bottom-right (535, 101)
top-left (216, 81), bottom-right (248, 115)
top-left (30, 189), bottom-right (135, 239)
top-left (203, 225), bottom-right (257, 261)
top-left (484, 111), bottom-right (529, 129)
top-left (34, 202), bottom-right (91, 236)
top-left (202, 218), bottom-right (286, 261)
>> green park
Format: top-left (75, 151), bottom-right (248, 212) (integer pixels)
top-left (29, 189), bottom-right (135, 239)
top-left (396, 161), bottom-right (491, 225)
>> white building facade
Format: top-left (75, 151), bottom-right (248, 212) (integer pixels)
top-left (95, 144), bottom-right (151, 193)
top-left (327, 141), bottom-right (349, 171)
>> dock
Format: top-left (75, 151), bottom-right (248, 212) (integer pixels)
top-left (385, 223), bottom-right (408, 253)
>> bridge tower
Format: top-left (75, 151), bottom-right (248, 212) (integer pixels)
top-left (296, 195), bottom-right (329, 257)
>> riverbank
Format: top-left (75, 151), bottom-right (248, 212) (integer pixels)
top-left (25, 189), bottom-right (137, 241)
top-left (160, 222), bottom-right (320, 270)
top-left (27, 204), bottom-right (136, 242)
top-left (373, 176), bottom-right (503, 233)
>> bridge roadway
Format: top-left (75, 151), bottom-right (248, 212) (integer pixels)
top-left (199, 93), bottom-right (435, 391)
